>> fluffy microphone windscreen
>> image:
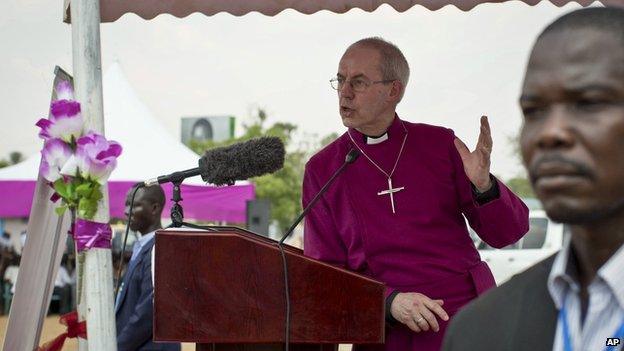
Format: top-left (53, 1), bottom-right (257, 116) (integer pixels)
top-left (198, 136), bottom-right (285, 185)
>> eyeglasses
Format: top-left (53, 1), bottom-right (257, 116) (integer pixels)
top-left (330, 77), bottom-right (395, 92)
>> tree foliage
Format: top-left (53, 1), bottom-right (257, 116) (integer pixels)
top-left (9, 152), bottom-right (23, 165)
top-left (506, 176), bottom-right (535, 198)
top-left (504, 134), bottom-right (535, 198)
top-left (0, 151), bottom-right (24, 169)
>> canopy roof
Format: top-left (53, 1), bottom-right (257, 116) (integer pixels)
top-left (65, 0), bottom-right (615, 23)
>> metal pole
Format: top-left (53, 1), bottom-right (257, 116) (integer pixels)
top-left (70, 0), bottom-right (117, 349)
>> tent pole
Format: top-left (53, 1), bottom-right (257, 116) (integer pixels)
top-left (70, 0), bottom-right (117, 350)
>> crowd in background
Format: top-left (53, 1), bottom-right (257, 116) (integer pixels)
top-left (0, 229), bottom-right (77, 315)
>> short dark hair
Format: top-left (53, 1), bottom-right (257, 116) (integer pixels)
top-left (539, 7), bottom-right (624, 45)
top-left (130, 184), bottom-right (166, 209)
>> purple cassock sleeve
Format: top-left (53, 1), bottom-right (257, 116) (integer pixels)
top-left (448, 131), bottom-right (530, 249)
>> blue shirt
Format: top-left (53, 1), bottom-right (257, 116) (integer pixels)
top-left (130, 231), bottom-right (155, 262)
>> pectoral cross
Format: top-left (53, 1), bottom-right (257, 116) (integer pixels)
top-left (377, 178), bottom-right (404, 214)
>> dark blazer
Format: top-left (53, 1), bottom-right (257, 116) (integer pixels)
top-left (115, 236), bottom-right (180, 351)
top-left (443, 255), bottom-right (558, 351)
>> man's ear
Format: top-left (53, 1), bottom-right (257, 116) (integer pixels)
top-left (387, 80), bottom-right (404, 103)
top-left (150, 203), bottom-right (161, 216)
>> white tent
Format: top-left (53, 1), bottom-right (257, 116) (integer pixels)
top-left (0, 63), bottom-right (254, 221)
top-left (101, 62), bottom-right (215, 183)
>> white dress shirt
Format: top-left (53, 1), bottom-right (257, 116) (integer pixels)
top-left (548, 235), bottom-right (624, 351)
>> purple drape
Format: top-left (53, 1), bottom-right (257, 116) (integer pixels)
top-left (0, 180), bottom-right (254, 223)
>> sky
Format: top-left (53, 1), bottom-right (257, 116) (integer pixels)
top-left (0, 0), bottom-right (595, 179)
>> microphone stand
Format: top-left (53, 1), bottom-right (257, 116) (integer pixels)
top-left (165, 180), bottom-right (216, 231)
top-left (170, 180), bottom-right (185, 228)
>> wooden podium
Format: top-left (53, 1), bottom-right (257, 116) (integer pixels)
top-left (153, 227), bottom-right (385, 351)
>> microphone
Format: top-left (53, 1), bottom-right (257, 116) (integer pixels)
top-left (199, 136), bottom-right (285, 186)
top-left (143, 137), bottom-right (285, 187)
top-left (278, 148), bottom-right (359, 244)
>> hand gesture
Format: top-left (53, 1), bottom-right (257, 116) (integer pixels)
top-left (390, 292), bottom-right (449, 333)
top-left (454, 116), bottom-right (493, 192)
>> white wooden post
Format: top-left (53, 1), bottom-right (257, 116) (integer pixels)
top-left (70, 0), bottom-right (117, 350)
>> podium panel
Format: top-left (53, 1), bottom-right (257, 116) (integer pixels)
top-left (154, 227), bottom-right (385, 347)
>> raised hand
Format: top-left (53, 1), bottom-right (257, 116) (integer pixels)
top-left (454, 116), bottom-right (493, 192)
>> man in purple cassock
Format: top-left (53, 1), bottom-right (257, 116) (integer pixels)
top-left (302, 37), bottom-right (529, 351)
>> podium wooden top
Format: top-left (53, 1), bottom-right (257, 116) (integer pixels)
top-left (153, 227), bottom-right (385, 344)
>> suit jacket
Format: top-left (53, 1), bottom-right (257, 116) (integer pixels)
top-left (115, 236), bottom-right (180, 351)
top-left (442, 255), bottom-right (558, 351)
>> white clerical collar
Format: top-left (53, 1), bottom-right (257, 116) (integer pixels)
top-left (366, 132), bottom-right (389, 145)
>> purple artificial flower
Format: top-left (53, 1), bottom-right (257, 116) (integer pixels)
top-left (36, 82), bottom-right (83, 143)
top-left (40, 138), bottom-right (73, 182)
top-left (70, 132), bottom-right (122, 183)
top-left (55, 81), bottom-right (74, 101)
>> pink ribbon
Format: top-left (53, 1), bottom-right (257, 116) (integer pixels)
top-left (71, 218), bottom-right (112, 251)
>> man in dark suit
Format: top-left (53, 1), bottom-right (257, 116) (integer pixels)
top-left (443, 7), bottom-right (624, 351)
top-left (115, 185), bottom-right (180, 351)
